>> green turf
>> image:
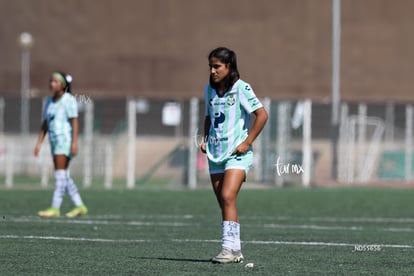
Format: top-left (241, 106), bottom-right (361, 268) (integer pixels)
top-left (0, 175), bottom-right (172, 190)
top-left (1, 187), bottom-right (414, 275)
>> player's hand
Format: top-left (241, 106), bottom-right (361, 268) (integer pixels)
top-left (71, 142), bottom-right (78, 156)
top-left (200, 143), bottom-right (207, 154)
top-left (34, 144), bottom-right (41, 157)
top-left (233, 140), bottom-right (250, 156)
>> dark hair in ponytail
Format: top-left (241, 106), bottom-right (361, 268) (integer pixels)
top-left (54, 71), bottom-right (72, 93)
top-left (208, 47), bottom-right (240, 92)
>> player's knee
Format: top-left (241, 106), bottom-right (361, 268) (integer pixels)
top-left (220, 192), bottom-right (236, 206)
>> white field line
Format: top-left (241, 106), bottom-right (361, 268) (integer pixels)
top-left (4, 217), bottom-right (193, 227)
top-left (26, 214), bottom-right (414, 224)
top-left (88, 214), bottom-right (414, 224)
top-left (0, 235), bottom-right (413, 249)
top-left (260, 224), bottom-right (414, 233)
top-left (90, 214), bottom-right (195, 220)
top-left (0, 235), bottom-right (149, 243)
top-left (261, 224), bottom-right (364, 231)
top-left (173, 239), bottom-right (414, 249)
top-left (239, 216), bottom-right (414, 224)
top-left (3, 217), bottom-right (414, 233)
top-left (305, 217), bottom-right (414, 224)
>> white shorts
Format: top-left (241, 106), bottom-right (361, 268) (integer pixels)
top-left (208, 150), bottom-right (253, 176)
top-left (50, 135), bottom-right (72, 157)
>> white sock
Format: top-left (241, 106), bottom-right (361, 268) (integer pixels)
top-left (51, 170), bottom-right (67, 209)
top-left (65, 170), bottom-right (84, 207)
top-left (234, 222), bottom-right (241, 251)
top-left (222, 221), bottom-right (241, 251)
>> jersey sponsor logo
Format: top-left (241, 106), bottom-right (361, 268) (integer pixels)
top-left (213, 112), bottom-right (226, 129)
top-left (207, 136), bottom-right (228, 146)
top-left (249, 97), bottom-right (260, 107)
top-left (210, 98), bottom-right (226, 106)
top-left (245, 85), bottom-right (251, 91)
top-left (227, 94), bottom-right (235, 106)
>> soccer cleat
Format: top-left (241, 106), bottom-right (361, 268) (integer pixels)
top-left (65, 205), bottom-right (88, 218)
top-left (38, 207), bottom-right (60, 218)
top-left (211, 248), bottom-right (244, 264)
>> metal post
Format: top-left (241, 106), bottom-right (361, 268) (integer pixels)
top-left (127, 99), bottom-right (136, 189)
top-left (256, 97), bottom-right (271, 182)
top-left (0, 98), bottom-right (4, 186)
top-left (20, 48), bottom-right (30, 136)
top-left (18, 32), bottom-right (33, 176)
top-left (104, 141), bottom-right (113, 189)
top-left (175, 100), bottom-right (184, 138)
top-left (83, 101), bottom-right (94, 188)
top-left (385, 103), bottom-right (395, 143)
top-left (347, 118), bottom-right (356, 184)
top-left (331, 0), bottom-right (341, 180)
top-left (405, 105), bottom-right (413, 182)
top-left (302, 99), bottom-right (312, 187)
top-left (188, 98), bottom-right (199, 189)
top-left (0, 98), bottom-right (4, 135)
top-left (357, 103), bottom-right (367, 180)
top-left (275, 101), bottom-right (291, 187)
top-left (338, 102), bottom-right (348, 182)
top-left (5, 141), bottom-right (14, 188)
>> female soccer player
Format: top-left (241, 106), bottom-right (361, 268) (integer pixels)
top-left (201, 47), bottom-right (268, 263)
top-left (35, 72), bottom-right (88, 218)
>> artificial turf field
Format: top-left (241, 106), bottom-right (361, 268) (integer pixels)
top-left (1, 187), bottom-right (414, 275)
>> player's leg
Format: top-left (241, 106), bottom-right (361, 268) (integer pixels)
top-left (210, 169), bottom-right (244, 221)
top-left (210, 173), bottom-right (224, 211)
top-left (220, 169), bottom-right (244, 222)
top-left (211, 151), bottom-right (253, 264)
top-left (211, 169), bottom-right (245, 264)
top-left (38, 154), bottom-right (68, 217)
top-left (209, 160), bottom-right (225, 210)
top-left (64, 158), bottom-right (88, 218)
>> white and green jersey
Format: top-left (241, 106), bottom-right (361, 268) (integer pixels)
top-left (43, 93), bottom-right (78, 144)
top-left (204, 79), bottom-right (263, 163)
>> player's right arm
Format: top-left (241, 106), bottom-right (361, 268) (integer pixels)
top-left (201, 116), bottom-right (211, 154)
top-left (201, 85), bottom-right (212, 154)
top-left (34, 120), bottom-right (48, 157)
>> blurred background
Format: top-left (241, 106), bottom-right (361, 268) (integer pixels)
top-left (0, 0), bottom-right (413, 189)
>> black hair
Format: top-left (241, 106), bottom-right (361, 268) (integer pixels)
top-left (53, 71), bottom-right (72, 93)
top-left (208, 47), bottom-right (240, 93)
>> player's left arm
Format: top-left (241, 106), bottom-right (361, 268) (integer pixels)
top-left (234, 107), bottom-right (268, 155)
top-left (245, 107), bottom-right (268, 146)
top-left (70, 117), bottom-right (79, 156)
top-left (67, 96), bottom-right (79, 156)
top-left (234, 83), bottom-right (268, 155)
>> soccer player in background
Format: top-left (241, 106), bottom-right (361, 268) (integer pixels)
top-left (34, 72), bottom-right (88, 218)
top-left (200, 47), bottom-right (268, 263)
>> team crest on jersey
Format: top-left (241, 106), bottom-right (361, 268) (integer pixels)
top-left (227, 94), bottom-right (235, 106)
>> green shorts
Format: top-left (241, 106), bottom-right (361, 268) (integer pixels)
top-left (208, 150), bottom-right (253, 175)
